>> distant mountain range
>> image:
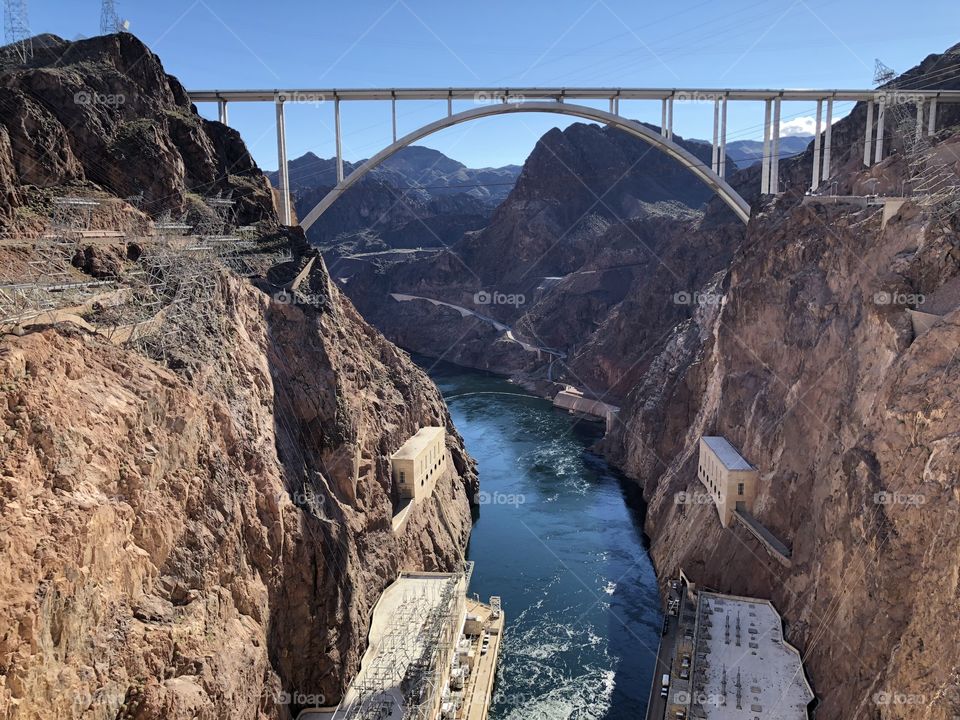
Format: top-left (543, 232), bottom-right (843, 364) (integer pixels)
top-left (694, 135), bottom-right (813, 168)
top-left (267, 146), bottom-right (521, 206)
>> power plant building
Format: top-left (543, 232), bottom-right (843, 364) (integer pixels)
top-left (391, 426), bottom-right (447, 502)
top-left (697, 436), bottom-right (759, 527)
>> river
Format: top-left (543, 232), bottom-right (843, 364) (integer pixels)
top-left (424, 360), bottom-right (663, 720)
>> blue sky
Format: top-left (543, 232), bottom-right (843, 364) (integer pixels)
top-left (25, 0), bottom-right (960, 170)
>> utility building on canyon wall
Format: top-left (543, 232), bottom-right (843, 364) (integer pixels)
top-left (391, 426), bottom-right (447, 501)
top-left (697, 436), bottom-right (758, 527)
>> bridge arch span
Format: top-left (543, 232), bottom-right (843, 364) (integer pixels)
top-left (299, 101), bottom-right (751, 229)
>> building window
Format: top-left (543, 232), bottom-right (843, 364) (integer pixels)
top-left (737, 483), bottom-right (744, 496)
top-left (400, 471), bottom-right (405, 484)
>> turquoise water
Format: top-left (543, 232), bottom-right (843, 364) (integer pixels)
top-left (425, 360), bottom-right (662, 720)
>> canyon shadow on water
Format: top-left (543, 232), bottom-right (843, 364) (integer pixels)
top-left (422, 359), bottom-right (663, 720)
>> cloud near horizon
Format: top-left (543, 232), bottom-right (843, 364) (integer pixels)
top-left (780, 116), bottom-right (817, 137)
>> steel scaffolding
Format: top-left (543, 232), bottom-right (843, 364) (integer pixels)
top-left (877, 59), bottom-right (960, 226)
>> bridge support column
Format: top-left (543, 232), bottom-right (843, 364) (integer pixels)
top-left (928, 97), bottom-right (937, 135)
top-left (863, 99), bottom-right (874, 166)
top-left (822, 98), bottom-right (833, 182)
top-left (275, 98), bottom-right (291, 225)
top-left (916, 101), bottom-right (924, 141)
top-left (391, 95), bottom-right (397, 142)
top-left (667, 96), bottom-right (674, 140)
top-left (770, 96), bottom-right (782, 193)
top-left (447, 94), bottom-right (452, 117)
top-left (217, 99), bottom-right (229, 126)
top-left (761, 99), bottom-right (772, 194)
top-left (614, 96), bottom-right (620, 115)
top-left (719, 96), bottom-right (728, 179)
top-left (660, 98), bottom-right (668, 137)
top-left (874, 95), bottom-right (886, 164)
top-left (335, 97), bottom-right (344, 184)
top-left (812, 98), bottom-right (823, 190)
top-left (711, 97), bottom-right (720, 173)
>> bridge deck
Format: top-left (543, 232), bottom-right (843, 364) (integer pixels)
top-left (189, 87), bottom-right (960, 103)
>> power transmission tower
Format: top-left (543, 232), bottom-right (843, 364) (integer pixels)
top-left (4, 0), bottom-right (32, 63)
top-left (100, 0), bottom-right (121, 34)
top-left (874, 58), bottom-right (896, 86)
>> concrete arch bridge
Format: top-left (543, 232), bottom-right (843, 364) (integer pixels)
top-left (187, 87), bottom-right (960, 226)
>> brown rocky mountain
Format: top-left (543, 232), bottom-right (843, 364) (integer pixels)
top-left (599, 49), bottom-right (960, 720)
top-left (604, 182), bottom-right (960, 720)
top-left (0, 33), bottom-right (275, 231)
top-left (339, 120), bottom-right (745, 397)
top-left (0, 33), bottom-right (476, 719)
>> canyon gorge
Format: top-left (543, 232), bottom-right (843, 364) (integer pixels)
top-left (0, 21), bottom-right (959, 720)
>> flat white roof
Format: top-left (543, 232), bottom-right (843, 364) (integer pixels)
top-left (689, 592), bottom-right (813, 720)
top-left (391, 426), bottom-right (444, 461)
top-left (701, 436), bottom-right (753, 471)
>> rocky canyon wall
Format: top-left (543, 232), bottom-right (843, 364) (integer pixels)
top-left (0, 32), bottom-right (477, 720)
top-left (0, 249), bottom-right (477, 719)
top-left (605, 147), bottom-right (960, 719)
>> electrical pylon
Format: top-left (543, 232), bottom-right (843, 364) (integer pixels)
top-left (4, 0), bottom-right (32, 63)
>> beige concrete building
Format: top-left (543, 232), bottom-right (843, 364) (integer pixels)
top-left (391, 426), bottom-right (446, 502)
top-left (698, 436), bottom-right (758, 527)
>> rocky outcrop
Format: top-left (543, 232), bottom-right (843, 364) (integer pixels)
top-left (0, 33), bottom-right (276, 228)
top-left (0, 249), bottom-right (476, 719)
top-left (335, 121), bottom-right (746, 396)
top-left (604, 156), bottom-right (960, 718)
